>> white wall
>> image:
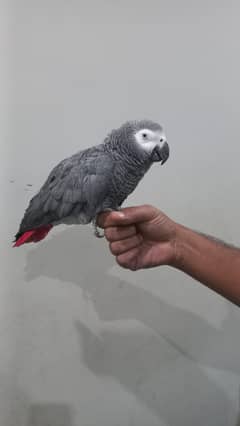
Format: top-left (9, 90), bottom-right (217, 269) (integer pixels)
top-left (1, 1), bottom-right (240, 425)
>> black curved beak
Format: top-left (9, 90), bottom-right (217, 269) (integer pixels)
top-left (151, 141), bottom-right (170, 165)
top-left (160, 141), bottom-right (170, 165)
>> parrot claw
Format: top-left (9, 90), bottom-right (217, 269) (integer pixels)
top-left (92, 219), bottom-right (105, 238)
top-left (92, 207), bottom-right (121, 238)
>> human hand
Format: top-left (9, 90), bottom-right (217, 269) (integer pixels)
top-left (97, 205), bottom-right (178, 271)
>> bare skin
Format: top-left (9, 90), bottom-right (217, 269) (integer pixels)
top-left (97, 205), bottom-right (240, 306)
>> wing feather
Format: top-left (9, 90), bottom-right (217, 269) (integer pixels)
top-left (15, 148), bottom-right (114, 236)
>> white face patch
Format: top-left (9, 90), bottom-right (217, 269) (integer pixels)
top-left (134, 128), bottom-right (166, 153)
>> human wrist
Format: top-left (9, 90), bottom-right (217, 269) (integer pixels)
top-left (169, 222), bottom-right (192, 269)
top-left (160, 219), bottom-right (182, 267)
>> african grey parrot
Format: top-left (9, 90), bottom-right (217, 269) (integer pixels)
top-left (13, 119), bottom-right (169, 247)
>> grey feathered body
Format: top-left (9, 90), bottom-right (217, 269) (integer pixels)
top-left (15, 122), bottom-right (154, 240)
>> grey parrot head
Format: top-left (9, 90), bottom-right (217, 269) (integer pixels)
top-left (112, 119), bottom-right (169, 165)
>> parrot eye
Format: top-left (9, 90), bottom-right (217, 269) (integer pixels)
top-left (160, 138), bottom-right (164, 142)
top-left (142, 133), bottom-right (147, 138)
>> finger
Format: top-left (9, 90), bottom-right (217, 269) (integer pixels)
top-left (110, 234), bottom-right (142, 256)
top-left (97, 205), bottom-right (159, 228)
top-left (105, 225), bottom-right (136, 242)
top-left (97, 211), bottom-right (125, 228)
top-left (116, 247), bottom-right (140, 271)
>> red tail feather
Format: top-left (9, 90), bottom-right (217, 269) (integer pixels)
top-left (13, 224), bottom-right (53, 247)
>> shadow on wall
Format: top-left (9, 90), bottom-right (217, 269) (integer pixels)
top-left (28, 404), bottom-right (73, 426)
top-left (237, 413), bottom-right (240, 426)
top-left (25, 226), bottom-right (240, 376)
top-left (24, 226), bottom-right (240, 424)
top-left (75, 319), bottom-right (232, 426)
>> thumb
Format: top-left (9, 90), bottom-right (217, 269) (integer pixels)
top-left (97, 205), bottom-right (159, 228)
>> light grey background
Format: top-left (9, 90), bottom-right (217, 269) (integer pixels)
top-left (1, 1), bottom-right (240, 425)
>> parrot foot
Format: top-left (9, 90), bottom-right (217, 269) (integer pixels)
top-left (92, 207), bottom-right (121, 238)
top-left (92, 219), bottom-right (104, 238)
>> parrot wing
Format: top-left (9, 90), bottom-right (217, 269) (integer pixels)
top-left (14, 148), bottom-right (114, 240)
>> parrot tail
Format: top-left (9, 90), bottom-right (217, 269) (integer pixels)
top-left (13, 224), bottom-right (53, 247)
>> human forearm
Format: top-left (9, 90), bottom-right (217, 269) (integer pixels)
top-left (173, 224), bottom-right (240, 306)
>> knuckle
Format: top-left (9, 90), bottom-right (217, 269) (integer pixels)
top-left (116, 256), bottom-right (129, 269)
top-left (129, 264), bottom-right (137, 271)
top-left (105, 225), bottom-right (136, 242)
top-left (142, 204), bottom-right (158, 214)
top-left (110, 241), bottom-right (120, 255)
top-left (105, 227), bottom-right (115, 241)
